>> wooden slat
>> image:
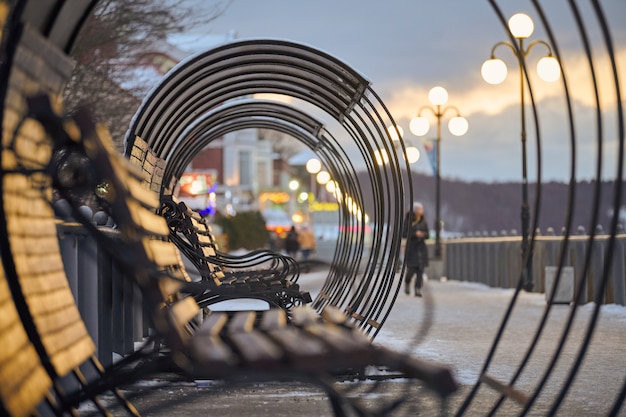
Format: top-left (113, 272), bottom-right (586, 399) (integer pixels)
top-left (291, 306), bottom-right (372, 370)
top-left (129, 199), bottom-right (170, 237)
top-left (145, 150), bottom-right (158, 167)
top-left (3, 187), bottom-right (53, 217)
top-left (158, 276), bottom-right (184, 299)
top-left (7, 234), bottom-right (61, 256)
top-left (25, 290), bottom-right (95, 376)
top-left (259, 309), bottom-right (329, 371)
top-left (228, 311), bottom-right (283, 367)
top-left (51, 334), bottom-right (96, 377)
top-left (170, 296), bottom-right (201, 329)
top-left (15, 269), bottom-right (68, 294)
top-left (190, 313), bottom-right (238, 376)
top-left (124, 171), bottom-right (160, 209)
top-left (143, 238), bottom-right (182, 267)
top-left (12, 253), bottom-right (64, 276)
top-left (0, 268), bottom-right (52, 417)
top-left (130, 136), bottom-right (149, 161)
top-left (322, 306), bottom-right (353, 327)
top-left (1, 347), bottom-right (51, 417)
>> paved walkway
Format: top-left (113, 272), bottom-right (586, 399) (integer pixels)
top-left (109, 270), bottom-right (626, 416)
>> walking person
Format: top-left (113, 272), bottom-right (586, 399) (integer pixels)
top-left (297, 224), bottom-right (316, 272)
top-left (403, 202), bottom-right (430, 297)
top-left (284, 225), bottom-right (300, 259)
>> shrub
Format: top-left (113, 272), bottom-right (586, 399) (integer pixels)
top-left (214, 210), bottom-right (270, 251)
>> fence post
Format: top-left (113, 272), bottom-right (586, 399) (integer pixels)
top-left (612, 237), bottom-right (626, 305)
top-left (58, 222), bottom-right (139, 365)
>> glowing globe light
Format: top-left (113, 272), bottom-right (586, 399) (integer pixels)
top-left (537, 55), bottom-right (561, 82)
top-left (508, 13), bottom-right (534, 39)
top-left (428, 86), bottom-right (448, 106)
top-left (316, 170), bottom-right (330, 185)
top-left (448, 117), bottom-right (469, 136)
top-left (387, 124), bottom-right (404, 142)
top-left (305, 158), bottom-right (321, 174)
top-left (481, 58), bottom-right (508, 84)
top-left (405, 146), bottom-right (421, 164)
top-left (409, 116), bottom-right (430, 136)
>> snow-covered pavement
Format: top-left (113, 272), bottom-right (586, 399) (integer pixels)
top-left (124, 268), bottom-right (626, 416)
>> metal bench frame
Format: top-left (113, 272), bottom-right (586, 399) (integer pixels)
top-left (161, 196), bottom-right (312, 311)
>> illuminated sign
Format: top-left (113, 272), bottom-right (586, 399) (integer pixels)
top-left (178, 171), bottom-right (218, 216)
top-left (178, 172), bottom-right (217, 196)
top-left (310, 202), bottom-right (339, 211)
top-left (259, 192), bottom-right (291, 205)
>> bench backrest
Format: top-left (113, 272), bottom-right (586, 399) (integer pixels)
top-left (0, 265), bottom-right (51, 416)
top-left (127, 135), bottom-right (169, 195)
top-left (0, 15), bottom-right (142, 412)
top-left (50, 106), bottom-right (202, 357)
top-left (0, 17), bottom-right (100, 415)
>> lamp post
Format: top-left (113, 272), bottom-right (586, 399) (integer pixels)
top-left (305, 157), bottom-right (322, 201)
top-left (288, 179), bottom-right (299, 220)
top-left (374, 125), bottom-right (421, 166)
top-left (409, 86), bottom-right (468, 260)
top-left (481, 12), bottom-right (560, 291)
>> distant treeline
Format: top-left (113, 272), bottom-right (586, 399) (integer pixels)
top-left (358, 171), bottom-right (624, 235)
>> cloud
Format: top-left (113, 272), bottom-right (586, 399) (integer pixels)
top-left (174, 0), bottom-right (626, 183)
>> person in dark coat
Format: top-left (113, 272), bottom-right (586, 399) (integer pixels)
top-left (403, 202), bottom-right (430, 297)
top-left (284, 225), bottom-right (300, 258)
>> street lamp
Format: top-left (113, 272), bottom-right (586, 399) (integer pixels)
top-left (409, 86), bottom-right (468, 260)
top-left (306, 157), bottom-right (321, 199)
top-left (481, 12), bottom-right (560, 292)
top-left (288, 179), bottom-right (299, 220)
top-left (374, 125), bottom-right (421, 166)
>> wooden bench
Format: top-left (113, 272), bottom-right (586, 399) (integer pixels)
top-left (161, 196), bottom-right (312, 311)
top-left (0, 99), bottom-right (142, 415)
top-left (30, 95), bottom-right (458, 415)
top-left (127, 135), bottom-right (312, 312)
top-left (0, 13), bottom-right (151, 414)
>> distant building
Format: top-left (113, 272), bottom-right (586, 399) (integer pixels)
top-left (188, 127), bottom-right (274, 215)
top-left (133, 33), bottom-right (292, 216)
top-left (135, 39), bottom-right (190, 76)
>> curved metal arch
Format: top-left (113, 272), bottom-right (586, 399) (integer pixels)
top-left (20, 0), bottom-right (97, 53)
top-left (138, 78), bottom-right (356, 158)
top-left (126, 39), bottom-right (414, 339)
top-left (160, 99), bottom-right (377, 320)
top-left (455, 1), bottom-right (625, 416)
top-left (162, 99), bottom-right (326, 182)
top-left (125, 38), bottom-right (369, 158)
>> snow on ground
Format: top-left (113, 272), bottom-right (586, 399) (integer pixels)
top-left (290, 267), bottom-right (626, 394)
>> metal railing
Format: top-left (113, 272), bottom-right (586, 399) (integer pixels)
top-left (57, 222), bottom-right (144, 366)
top-left (439, 233), bottom-right (626, 305)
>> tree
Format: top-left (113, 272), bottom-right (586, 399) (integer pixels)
top-left (214, 211), bottom-right (270, 251)
top-left (63, 0), bottom-right (230, 149)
